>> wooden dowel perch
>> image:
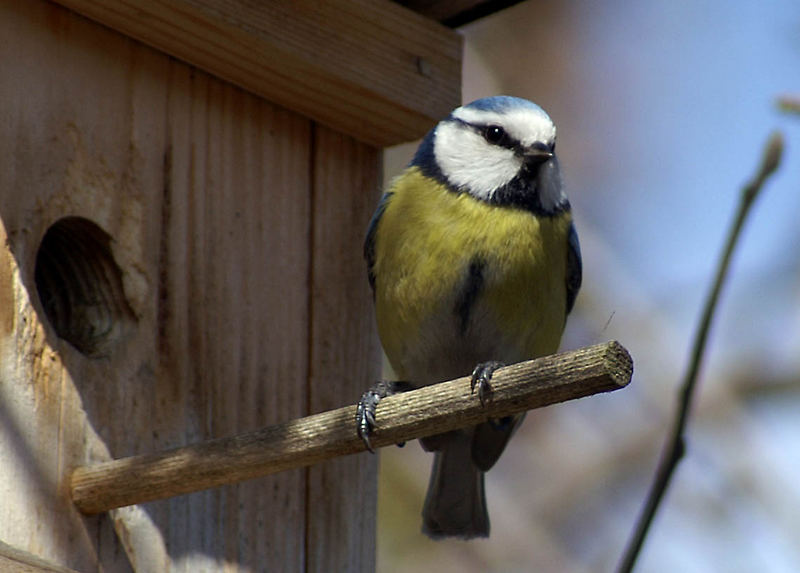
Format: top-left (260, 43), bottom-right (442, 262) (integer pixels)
top-left (71, 340), bottom-right (632, 514)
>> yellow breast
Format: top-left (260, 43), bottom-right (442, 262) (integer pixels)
top-left (372, 167), bottom-right (572, 382)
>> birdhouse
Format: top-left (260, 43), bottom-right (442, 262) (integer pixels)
top-left (0, 1), bottom-right (461, 570)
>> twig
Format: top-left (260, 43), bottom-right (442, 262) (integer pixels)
top-left (777, 95), bottom-right (800, 115)
top-left (616, 132), bottom-right (784, 573)
top-left (71, 341), bottom-right (632, 514)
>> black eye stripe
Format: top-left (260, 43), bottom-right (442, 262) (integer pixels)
top-left (449, 118), bottom-right (553, 152)
top-left (478, 124), bottom-right (517, 149)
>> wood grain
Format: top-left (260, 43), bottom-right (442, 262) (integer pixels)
top-left (306, 126), bottom-right (383, 572)
top-left (0, 1), bottom-right (334, 570)
top-left (70, 341), bottom-right (633, 514)
top-left (150, 62), bottom-right (312, 571)
top-left (49, 0), bottom-right (462, 147)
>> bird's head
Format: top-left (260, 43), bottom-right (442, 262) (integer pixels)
top-left (412, 96), bottom-right (567, 214)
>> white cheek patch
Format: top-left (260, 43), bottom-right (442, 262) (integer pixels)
top-left (433, 122), bottom-right (521, 200)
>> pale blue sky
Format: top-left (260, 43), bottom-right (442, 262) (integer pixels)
top-left (568, 0), bottom-right (800, 294)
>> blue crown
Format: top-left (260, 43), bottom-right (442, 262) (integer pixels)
top-left (458, 95), bottom-right (544, 116)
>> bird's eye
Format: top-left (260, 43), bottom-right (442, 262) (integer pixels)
top-left (483, 125), bottom-right (507, 145)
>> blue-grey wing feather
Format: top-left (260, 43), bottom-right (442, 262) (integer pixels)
top-left (566, 221), bottom-right (582, 314)
top-left (364, 192), bottom-right (394, 292)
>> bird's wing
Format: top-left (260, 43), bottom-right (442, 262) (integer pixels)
top-left (364, 192), bottom-right (394, 293)
top-left (565, 221), bottom-right (582, 314)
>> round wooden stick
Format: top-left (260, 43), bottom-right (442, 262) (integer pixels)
top-left (71, 340), bottom-right (632, 514)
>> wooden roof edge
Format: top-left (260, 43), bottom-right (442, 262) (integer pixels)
top-left (51, 0), bottom-right (463, 147)
top-left (396, 0), bottom-right (526, 28)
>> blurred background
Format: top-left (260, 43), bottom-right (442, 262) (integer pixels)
top-left (377, 1), bottom-right (800, 571)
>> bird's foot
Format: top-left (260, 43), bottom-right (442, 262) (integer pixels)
top-left (470, 361), bottom-right (505, 406)
top-left (356, 380), bottom-right (413, 453)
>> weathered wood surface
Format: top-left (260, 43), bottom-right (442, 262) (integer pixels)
top-left (0, 1), bottom-right (380, 570)
top-left (0, 540), bottom-right (81, 573)
top-left (69, 342), bottom-right (632, 514)
top-left (50, 0), bottom-right (463, 147)
top-left (306, 126), bottom-right (382, 573)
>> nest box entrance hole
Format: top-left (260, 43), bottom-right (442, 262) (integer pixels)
top-left (34, 216), bottom-right (135, 358)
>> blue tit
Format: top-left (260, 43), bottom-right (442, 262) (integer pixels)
top-left (358, 95), bottom-right (582, 539)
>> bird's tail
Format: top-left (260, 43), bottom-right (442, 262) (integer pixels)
top-left (421, 431), bottom-right (489, 539)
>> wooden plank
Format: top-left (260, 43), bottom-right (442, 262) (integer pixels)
top-left (0, 3), bottom-right (146, 569)
top-left (306, 127), bottom-right (382, 572)
top-left (0, 1), bottom-right (313, 570)
top-left (50, 0), bottom-right (462, 147)
top-left (146, 59), bottom-right (312, 571)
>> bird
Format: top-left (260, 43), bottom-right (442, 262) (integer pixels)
top-left (356, 95), bottom-right (582, 539)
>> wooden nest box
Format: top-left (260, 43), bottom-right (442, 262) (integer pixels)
top-left (0, 1), bottom-right (462, 570)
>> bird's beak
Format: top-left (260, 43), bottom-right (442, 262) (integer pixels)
top-left (521, 147), bottom-right (554, 165)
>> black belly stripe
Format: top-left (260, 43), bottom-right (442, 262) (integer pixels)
top-left (454, 258), bottom-right (485, 336)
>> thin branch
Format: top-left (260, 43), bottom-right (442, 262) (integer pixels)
top-left (777, 95), bottom-right (800, 115)
top-left (71, 341), bottom-right (632, 514)
top-left (616, 132), bottom-right (784, 573)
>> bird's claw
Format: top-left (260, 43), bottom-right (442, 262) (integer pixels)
top-left (356, 380), bottom-right (413, 453)
top-left (470, 361), bottom-right (505, 406)
top-left (356, 387), bottom-right (381, 453)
